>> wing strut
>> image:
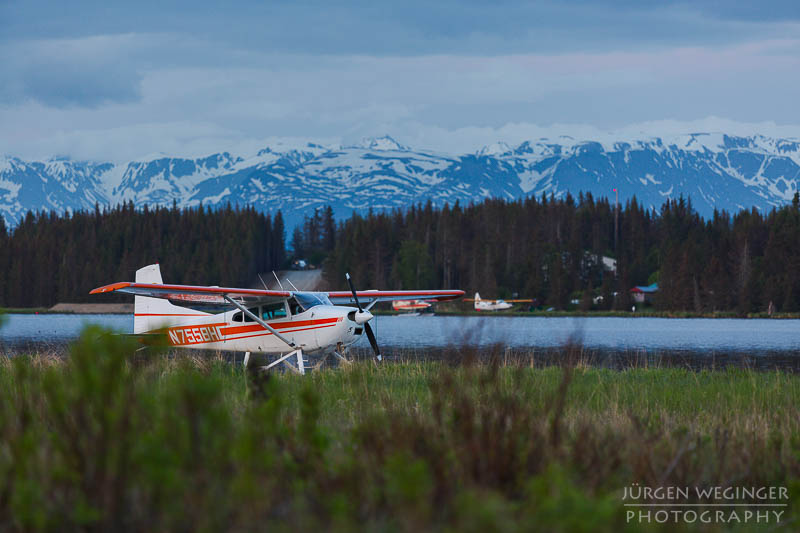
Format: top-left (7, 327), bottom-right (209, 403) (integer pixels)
top-left (225, 295), bottom-right (306, 375)
top-left (223, 295), bottom-right (296, 349)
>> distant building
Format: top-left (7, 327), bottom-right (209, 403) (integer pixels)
top-left (601, 256), bottom-right (617, 273)
top-left (630, 283), bottom-right (658, 304)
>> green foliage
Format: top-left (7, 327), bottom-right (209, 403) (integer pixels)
top-left (291, 206), bottom-right (335, 263)
top-left (2, 330), bottom-right (800, 530)
top-left (523, 465), bottom-right (632, 533)
top-left (394, 239), bottom-right (435, 289)
top-left (0, 203), bottom-right (285, 307)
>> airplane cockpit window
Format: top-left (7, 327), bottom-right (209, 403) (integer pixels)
top-left (293, 292), bottom-right (332, 311)
top-left (288, 297), bottom-right (303, 316)
top-left (233, 303), bottom-right (287, 322)
top-left (261, 302), bottom-right (287, 320)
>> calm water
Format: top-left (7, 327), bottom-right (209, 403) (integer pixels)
top-left (2, 313), bottom-right (798, 352)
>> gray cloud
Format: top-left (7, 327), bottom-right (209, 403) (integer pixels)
top-left (1, 2), bottom-right (800, 161)
top-left (0, 34), bottom-right (147, 107)
top-left (2, 37), bottom-right (800, 162)
top-left (3, 1), bottom-right (800, 55)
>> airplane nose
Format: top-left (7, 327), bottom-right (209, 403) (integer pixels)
top-left (353, 310), bottom-right (373, 324)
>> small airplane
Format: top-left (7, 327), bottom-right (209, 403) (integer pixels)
top-left (91, 264), bottom-right (463, 374)
top-left (464, 292), bottom-right (533, 311)
top-left (391, 299), bottom-right (432, 313)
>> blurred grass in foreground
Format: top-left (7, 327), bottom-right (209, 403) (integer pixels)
top-left (1, 327), bottom-right (799, 531)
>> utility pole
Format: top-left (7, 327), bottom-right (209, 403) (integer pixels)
top-left (613, 188), bottom-right (619, 255)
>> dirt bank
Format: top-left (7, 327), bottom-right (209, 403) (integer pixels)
top-left (49, 303), bottom-right (134, 314)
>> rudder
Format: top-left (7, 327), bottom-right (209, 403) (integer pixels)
top-left (133, 264), bottom-right (187, 334)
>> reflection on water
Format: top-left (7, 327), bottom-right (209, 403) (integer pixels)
top-left (2, 313), bottom-right (800, 370)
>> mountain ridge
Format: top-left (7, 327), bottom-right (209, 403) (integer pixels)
top-left (3, 133), bottom-right (800, 230)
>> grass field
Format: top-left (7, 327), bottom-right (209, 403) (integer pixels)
top-left (1, 328), bottom-right (799, 531)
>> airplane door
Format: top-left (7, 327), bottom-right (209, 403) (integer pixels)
top-left (289, 297), bottom-right (322, 352)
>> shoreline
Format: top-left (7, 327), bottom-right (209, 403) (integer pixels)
top-left (376, 309), bottom-right (800, 319)
top-left (1, 303), bottom-right (134, 314)
top-left (2, 305), bottom-right (798, 319)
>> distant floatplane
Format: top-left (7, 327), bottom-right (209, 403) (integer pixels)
top-left (465, 293), bottom-right (533, 311)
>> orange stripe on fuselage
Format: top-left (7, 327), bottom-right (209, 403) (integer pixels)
top-left (220, 317), bottom-right (340, 336)
top-left (223, 322), bottom-right (339, 343)
top-left (162, 318), bottom-right (342, 346)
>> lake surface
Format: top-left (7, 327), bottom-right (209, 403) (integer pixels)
top-left (2, 313), bottom-right (798, 353)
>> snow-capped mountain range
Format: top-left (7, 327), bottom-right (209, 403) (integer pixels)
top-left (3, 133), bottom-right (800, 230)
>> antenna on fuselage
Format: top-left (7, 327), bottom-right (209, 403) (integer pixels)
top-left (272, 271), bottom-right (285, 290)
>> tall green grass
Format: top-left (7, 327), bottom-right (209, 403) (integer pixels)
top-left (1, 327), bottom-right (799, 531)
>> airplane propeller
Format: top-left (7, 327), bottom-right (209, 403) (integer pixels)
top-left (345, 272), bottom-right (382, 362)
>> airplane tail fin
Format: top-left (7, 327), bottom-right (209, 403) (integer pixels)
top-left (133, 264), bottom-right (187, 334)
top-left (474, 292), bottom-right (481, 301)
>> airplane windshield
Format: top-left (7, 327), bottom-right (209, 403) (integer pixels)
top-left (293, 292), bottom-right (332, 311)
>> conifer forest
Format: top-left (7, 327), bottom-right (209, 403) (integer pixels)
top-left (2, 193), bottom-right (800, 313)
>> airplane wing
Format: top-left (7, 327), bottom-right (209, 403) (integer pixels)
top-left (327, 289), bottom-right (464, 305)
top-left (90, 282), bottom-right (291, 305)
top-left (92, 282), bottom-right (464, 306)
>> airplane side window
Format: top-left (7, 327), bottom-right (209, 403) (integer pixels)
top-left (262, 302), bottom-right (286, 319)
top-left (232, 311), bottom-right (243, 322)
top-left (245, 306), bottom-right (258, 322)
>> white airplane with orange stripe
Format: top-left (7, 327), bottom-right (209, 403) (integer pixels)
top-left (391, 299), bottom-right (432, 313)
top-left (465, 292), bottom-right (533, 311)
top-left (91, 264), bottom-right (463, 374)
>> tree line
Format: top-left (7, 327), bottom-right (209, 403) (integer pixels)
top-left (320, 193), bottom-right (800, 313)
top-left (0, 202), bottom-right (285, 307)
top-left (3, 193), bottom-right (800, 312)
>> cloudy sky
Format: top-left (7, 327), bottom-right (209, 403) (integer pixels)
top-left (2, 0), bottom-right (800, 161)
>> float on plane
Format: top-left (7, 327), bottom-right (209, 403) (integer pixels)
top-left (90, 264), bottom-right (463, 374)
top-left (465, 292), bottom-right (533, 311)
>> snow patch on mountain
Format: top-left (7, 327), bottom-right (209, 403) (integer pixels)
top-left (0, 179), bottom-right (22, 200)
top-left (203, 187), bottom-right (231, 204)
top-left (478, 142), bottom-right (512, 156)
top-left (354, 135), bottom-right (408, 151)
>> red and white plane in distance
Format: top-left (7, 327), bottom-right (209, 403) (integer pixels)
top-left (91, 264), bottom-right (464, 374)
top-left (391, 299), bottom-right (432, 313)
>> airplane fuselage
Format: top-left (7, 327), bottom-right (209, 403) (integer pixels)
top-left (145, 304), bottom-right (363, 354)
top-left (474, 300), bottom-right (513, 311)
top-left (392, 299), bottom-right (432, 312)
